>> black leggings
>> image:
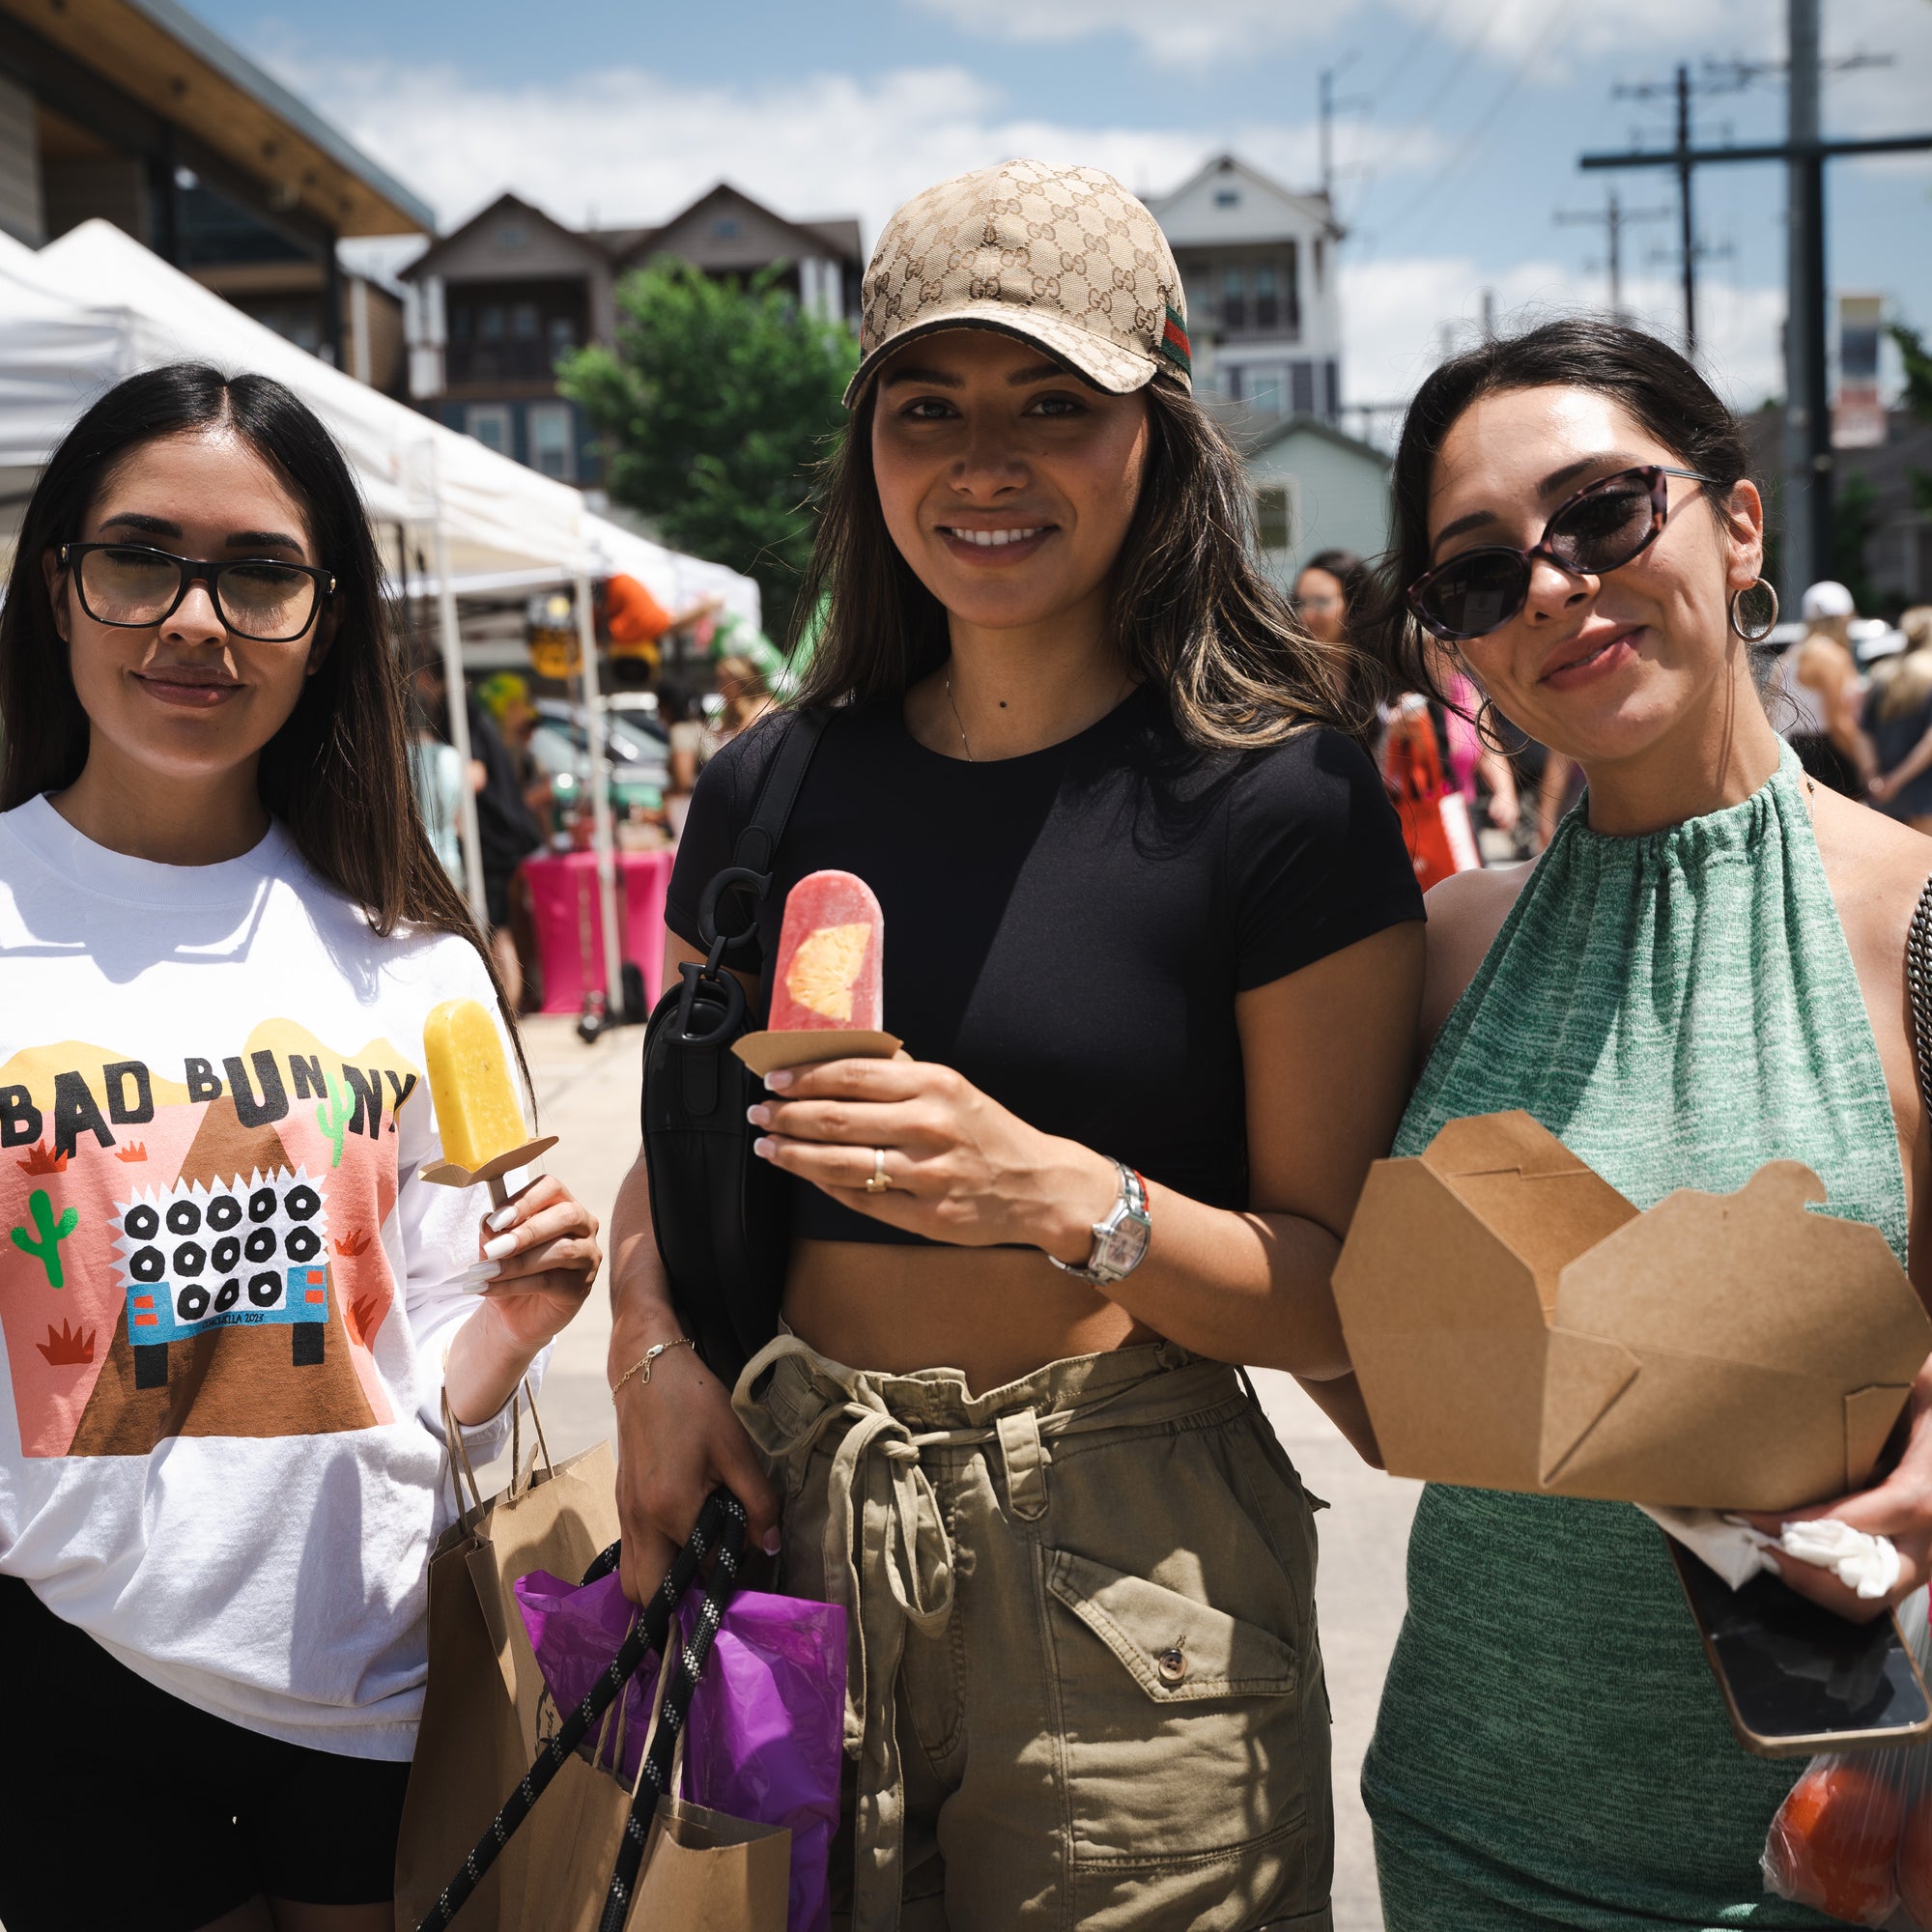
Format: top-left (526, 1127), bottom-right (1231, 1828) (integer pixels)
top-left (0, 1576), bottom-right (412, 1931)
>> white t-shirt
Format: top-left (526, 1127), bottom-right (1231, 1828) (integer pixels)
top-left (0, 797), bottom-right (537, 1759)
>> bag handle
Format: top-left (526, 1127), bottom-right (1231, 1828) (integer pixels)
top-left (596, 1514), bottom-right (744, 1932)
top-left (1908, 873), bottom-right (1932, 1105)
top-left (441, 1378), bottom-right (553, 1522)
top-left (695, 707), bottom-right (830, 956)
top-left (413, 1488), bottom-right (748, 1932)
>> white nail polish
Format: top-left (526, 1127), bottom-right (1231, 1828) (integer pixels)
top-left (482, 1233), bottom-right (518, 1261)
top-left (460, 1261), bottom-right (501, 1285)
top-left (487, 1203), bottom-right (520, 1232)
top-left (762, 1529), bottom-right (782, 1556)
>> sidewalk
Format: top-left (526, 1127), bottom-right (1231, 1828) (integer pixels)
top-left (505, 1015), bottom-right (1420, 1932)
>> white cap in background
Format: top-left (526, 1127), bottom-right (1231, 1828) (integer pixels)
top-left (1801, 581), bottom-right (1857, 621)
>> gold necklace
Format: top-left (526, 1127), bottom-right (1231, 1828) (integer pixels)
top-left (944, 672), bottom-right (975, 762)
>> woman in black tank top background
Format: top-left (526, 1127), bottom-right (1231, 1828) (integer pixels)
top-left (606, 161), bottom-right (1425, 1930)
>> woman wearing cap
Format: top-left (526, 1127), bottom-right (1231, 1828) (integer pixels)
top-left (606, 158), bottom-right (1424, 1930)
top-left (1780, 578), bottom-right (1873, 795)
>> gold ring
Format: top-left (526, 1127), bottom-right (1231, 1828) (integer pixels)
top-left (863, 1148), bottom-right (891, 1194)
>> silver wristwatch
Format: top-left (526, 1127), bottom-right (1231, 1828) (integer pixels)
top-left (1049, 1160), bottom-right (1151, 1286)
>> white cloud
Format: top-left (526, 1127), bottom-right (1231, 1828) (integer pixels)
top-left (1340, 253), bottom-right (1787, 411)
top-left (277, 53), bottom-right (1368, 249)
top-left (906, 0), bottom-right (1762, 72)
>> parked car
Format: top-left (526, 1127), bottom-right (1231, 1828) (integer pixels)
top-left (528, 698), bottom-right (668, 818)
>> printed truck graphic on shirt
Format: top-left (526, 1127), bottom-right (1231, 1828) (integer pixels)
top-left (0, 1022), bottom-right (421, 1457)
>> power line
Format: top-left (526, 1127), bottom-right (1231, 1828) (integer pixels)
top-left (1553, 189), bottom-right (1673, 320)
top-left (1373, 0), bottom-right (1571, 243)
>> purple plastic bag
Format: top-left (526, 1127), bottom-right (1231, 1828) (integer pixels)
top-left (516, 1567), bottom-right (846, 1932)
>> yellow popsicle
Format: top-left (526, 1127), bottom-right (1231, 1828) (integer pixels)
top-left (423, 998), bottom-right (526, 1176)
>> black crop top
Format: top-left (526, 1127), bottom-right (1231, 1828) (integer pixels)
top-left (666, 687), bottom-right (1423, 1245)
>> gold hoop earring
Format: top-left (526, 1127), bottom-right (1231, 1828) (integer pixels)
top-left (1729, 578), bottom-right (1779, 644)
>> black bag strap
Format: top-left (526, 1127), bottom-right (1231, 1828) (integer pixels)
top-left (596, 1520), bottom-right (744, 1930)
top-left (1909, 873), bottom-right (1932, 1104)
top-left (413, 1489), bottom-right (748, 1932)
top-left (695, 707), bottom-right (831, 956)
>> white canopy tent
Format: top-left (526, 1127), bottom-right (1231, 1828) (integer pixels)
top-left (0, 219), bottom-right (760, 1014)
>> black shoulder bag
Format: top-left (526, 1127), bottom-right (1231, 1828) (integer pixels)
top-left (639, 709), bottom-right (829, 1384)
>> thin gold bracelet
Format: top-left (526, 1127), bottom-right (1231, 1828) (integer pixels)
top-left (610, 1336), bottom-right (695, 1399)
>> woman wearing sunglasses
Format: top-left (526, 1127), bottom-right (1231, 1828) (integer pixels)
top-left (0, 364), bottom-right (600, 1932)
top-left (1358, 318), bottom-right (1932, 1927)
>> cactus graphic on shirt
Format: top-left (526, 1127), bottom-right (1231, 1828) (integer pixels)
top-left (11, 1188), bottom-right (78, 1288)
top-left (316, 1075), bottom-right (354, 1169)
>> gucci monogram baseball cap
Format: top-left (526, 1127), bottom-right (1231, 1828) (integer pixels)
top-left (843, 157), bottom-right (1192, 408)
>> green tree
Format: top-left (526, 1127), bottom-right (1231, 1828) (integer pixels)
top-left (559, 263), bottom-right (858, 640)
top-left (1831, 470), bottom-right (1880, 613)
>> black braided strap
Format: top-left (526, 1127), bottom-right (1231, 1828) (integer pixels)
top-left (597, 1495), bottom-right (747, 1932)
top-left (413, 1490), bottom-right (737, 1932)
top-left (1909, 875), bottom-right (1932, 1105)
top-left (582, 1539), bottom-right (623, 1587)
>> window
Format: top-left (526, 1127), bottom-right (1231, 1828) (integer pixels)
top-left (1291, 361), bottom-right (1316, 415)
top-left (547, 315), bottom-right (577, 362)
top-left (1254, 261), bottom-right (1279, 334)
top-left (712, 216), bottom-right (742, 240)
top-left (478, 305), bottom-right (505, 343)
top-left (1244, 366), bottom-right (1285, 415)
top-left (510, 302), bottom-right (540, 341)
top-left (528, 403), bottom-right (575, 482)
top-left (1313, 237), bottom-right (1324, 294)
top-left (1214, 187), bottom-right (1239, 207)
top-left (496, 222), bottom-right (527, 250)
top-left (1221, 265), bottom-right (1246, 333)
top-left (1255, 485), bottom-right (1293, 554)
top-left (467, 405), bottom-right (511, 455)
top-left (1323, 359), bottom-right (1340, 422)
top-left (1284, 242), bottom-right (1302, 339)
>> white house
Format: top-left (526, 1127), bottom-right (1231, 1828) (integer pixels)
top-left (1148, 154), bottom-right (1344, 421)
top-left (1243, 414), bottom-right (1392, 593)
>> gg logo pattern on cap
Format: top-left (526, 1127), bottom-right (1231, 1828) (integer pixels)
top-left (844, 157), bottom-right (1191, 407)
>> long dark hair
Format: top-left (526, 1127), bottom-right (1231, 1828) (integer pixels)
top-left (790, 374), bottom-right (1365, 746)
top-left (1369, 318), bottom-right (1754, 714)
top-left (1, 363), bottom-right (525, 1064)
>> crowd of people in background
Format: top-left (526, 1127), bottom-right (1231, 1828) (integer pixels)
top-left (1286, 539), bottom-right (1932, 884)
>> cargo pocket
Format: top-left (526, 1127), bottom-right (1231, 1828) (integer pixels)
top-left (1043, 1547), bottom-right (1316, 1884)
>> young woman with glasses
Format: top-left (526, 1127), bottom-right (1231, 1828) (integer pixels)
top-left (1358, 318), bottom-right (1932, 1928)
top-left (0, 364), bottom-right (601, 1932)
top-left (606, 159), bottom-right (1424, 1931)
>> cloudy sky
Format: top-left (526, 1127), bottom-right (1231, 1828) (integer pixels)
top-left (195, 0), bottom-right (1932, 416)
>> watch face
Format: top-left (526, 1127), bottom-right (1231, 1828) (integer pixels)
top-left (1093, 1214), bottom-right (1151, 1279)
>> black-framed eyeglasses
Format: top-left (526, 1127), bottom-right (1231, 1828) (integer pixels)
top-left (1406, 464), bottom-right (1713, 642)
top-left (57, 543), bottom-right (334, 643)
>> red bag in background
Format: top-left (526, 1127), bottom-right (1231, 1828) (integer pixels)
top-left (1764, 1589), bottom-right (1932, 1925)
top-left (1382, 694), bottom-right (1480, 892)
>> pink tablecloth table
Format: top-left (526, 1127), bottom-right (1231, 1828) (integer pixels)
top-left (523, 847), bottom-right (674, 1016)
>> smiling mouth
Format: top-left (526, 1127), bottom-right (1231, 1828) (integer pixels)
top-left (1543, 630), bottom-right (1638, 681)
top-left (937, 526), bottom-right (1049, 548)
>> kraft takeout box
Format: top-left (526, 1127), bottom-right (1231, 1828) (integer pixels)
top-left (1331, 1111), bottom-right (1932, 1513)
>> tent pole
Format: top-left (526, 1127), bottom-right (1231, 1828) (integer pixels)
top-left (573, 570), bottom-right (624, 1018)
top-left (435, 517), bottom-right (490, 930)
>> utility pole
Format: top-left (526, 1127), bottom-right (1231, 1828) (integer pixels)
top-left (1319, 58), bottom-right (1370, 207)
top-left (1785, 0), bottom-right (1829, 599)
top-left (1579, 25), bottom-right (1928, 611)
top-left (1555, 188), bottom-right (1671, 320)
top-left (1674, 65), bottom-right (1697, 353)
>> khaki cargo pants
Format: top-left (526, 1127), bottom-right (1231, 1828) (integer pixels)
top-left (734, 1334), bottom-right (1334, 1932)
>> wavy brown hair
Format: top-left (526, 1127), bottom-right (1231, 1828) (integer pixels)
top-left (1, 363), bottom-right (527, 1082)
top-left (790, 373), bottom-right (1370, 746)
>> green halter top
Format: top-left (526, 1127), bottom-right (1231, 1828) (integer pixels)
top-left (1362, 745), bottom-right (1910, 1930)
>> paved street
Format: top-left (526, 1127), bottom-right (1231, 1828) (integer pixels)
top-left (498, 1014), bottom-right (1422, 1931)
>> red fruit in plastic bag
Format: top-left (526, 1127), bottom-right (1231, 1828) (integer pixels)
top-left (1898, 1795), bottom-right (1932, 1927)
top-left (1768, 1763), bottom-right (1903, 1924)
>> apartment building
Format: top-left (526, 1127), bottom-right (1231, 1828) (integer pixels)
top-left (0, 0), bottom-right (430, 389)
top-left (401, 183), bottom-right (863, 485)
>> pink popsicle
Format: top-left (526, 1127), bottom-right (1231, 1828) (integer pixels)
top-left (768, 870), bottom-right (884, 1032)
